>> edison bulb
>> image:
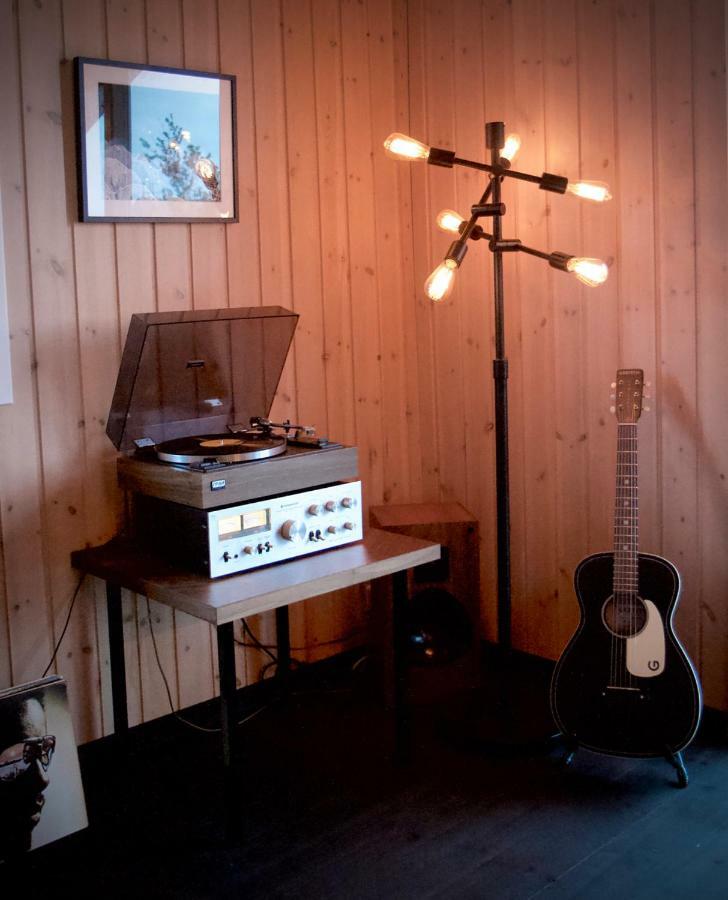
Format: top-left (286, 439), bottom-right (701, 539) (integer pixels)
top-left (501, 133), bottom-right (522, 163)
top-left (566, 180), bottom-right (612, 203)
top-left (436, 209), bottom-right (465, 234)
top-left (424, 259), bottom-right (458, 301)
top-left (383, 132), bottom-right (430, 161)
top-left (567, 257), bottom-right (609, 287)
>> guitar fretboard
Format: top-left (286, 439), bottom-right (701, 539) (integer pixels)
top-left (613, 422), bottom-right (638, 597)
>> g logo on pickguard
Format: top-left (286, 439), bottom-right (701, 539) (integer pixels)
top-left (648, 659), bottom-right (660, 672)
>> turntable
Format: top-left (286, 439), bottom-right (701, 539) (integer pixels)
top-left (107, 306), bottom-right (362, 576)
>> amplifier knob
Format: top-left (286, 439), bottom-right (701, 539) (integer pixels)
top-left (327, 525), bottom-right (337, 534)
top-left (281, 519), bottom-right (305, 542)
top-left (341, 497), bottom-right (353, 508)
top-left (243, 546), bottom-right (254, 555)
top-left (343, 521), bottom-right (355, 530)
top-left (324, 501), bottom-right (336, 512)
top-left (307, 504), bottom-right (321, 516)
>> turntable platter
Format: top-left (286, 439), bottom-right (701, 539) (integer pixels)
top-left (156, 432), bottom-right (287, 465)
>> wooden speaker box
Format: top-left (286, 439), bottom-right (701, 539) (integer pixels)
top-left (370, 502), bottom-right (481, 703)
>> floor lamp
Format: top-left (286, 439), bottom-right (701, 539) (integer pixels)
top-left (384, 122), bottom-right (611, 746)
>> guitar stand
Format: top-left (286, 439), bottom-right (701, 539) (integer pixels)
top-left (665, 749), bottom-right (689, 788)
top-left (559, 741), bottom-right (689, 789)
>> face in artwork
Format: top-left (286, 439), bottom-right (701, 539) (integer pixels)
top-left (0, 697), bottom-right (54, 858)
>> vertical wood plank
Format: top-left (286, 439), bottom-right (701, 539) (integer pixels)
top-left (367, 0), bottom-right (412, 506)
top-left (452, 0), bottom-right (492, 639)
top-left (340, 0), bottom-right (386, 507)
top-left (219, 0), bottom-right (262, 310)
top-left (391, 0), bottom-right (424, 502)
top-left (17, 0), bottom-right (101, 741)
top-left (510, 0), bottom-right (558, 656)
top-left (62, 0), bottom-right (119, 735)
top-left (311, 0), bottom-right (357, 449)
top-left (419, 1), bottom-right (467, 507)
top-left (400, 0), bottom-right (440, 502)
top-left (250, 0), bottom-right (296, 430)
top-left (0, 0), bottom-right (51, 689)
top-left (692, 0), bottom-right (728, 705)
top-left (614, 0), bottom-right (659, 557)
top-left (653, 0), bottom-right (699, 664)
top-left (576, 0), bottom-right (620, 560)
top-left (542, 0), bottom-right (588, 651)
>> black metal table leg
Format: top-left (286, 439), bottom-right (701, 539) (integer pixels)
top-left (106, 582), bottom-right (128, 737)
top-left (392, 570), bottom-right (410, 762)
top-left (275, 605), bottom-right (291, 695)
top-left (217, 622), bottom-right (239, 837)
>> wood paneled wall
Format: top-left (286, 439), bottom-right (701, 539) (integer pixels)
top-left (1, 0), bottom-right (727, 742)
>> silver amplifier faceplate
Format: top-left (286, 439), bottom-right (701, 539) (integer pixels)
top-left (207, 481), bottom-right (363, 577)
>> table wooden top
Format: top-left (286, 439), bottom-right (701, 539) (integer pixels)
top-left (71, 528), bottom-right (440, 626)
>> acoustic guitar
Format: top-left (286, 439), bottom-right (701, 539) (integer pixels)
top-left (550, 369), bottom-right (701, 780)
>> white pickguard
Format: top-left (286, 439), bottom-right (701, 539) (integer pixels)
top-left (626, 598), bottom-right (665, 677)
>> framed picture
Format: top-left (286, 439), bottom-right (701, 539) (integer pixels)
top-left (74, 57), bottom-right (237, 223)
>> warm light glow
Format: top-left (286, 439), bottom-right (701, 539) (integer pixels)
top-left (436, 209), bottom-right (465, 234)
top-left (195, 158), bottom-right (216, 180)
top-left (501, 133), bottom-right (522, 163)
top-left (424, 259), bottom-right (458, 301)
top-left (566, 180), bottom-right (612, 203)
top-left (383, 132), bottom-right (430, 161)
top-left (567, 257), bottom-right (609, 287)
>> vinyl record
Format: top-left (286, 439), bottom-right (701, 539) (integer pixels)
top-left (155, 431), bottom-right (286, 464)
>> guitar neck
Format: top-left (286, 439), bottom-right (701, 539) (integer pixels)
top-left (613, 422), bottom-right (639, 597)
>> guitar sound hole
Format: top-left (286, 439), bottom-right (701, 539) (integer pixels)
top-left (601, 595), bottom-right (648, 637)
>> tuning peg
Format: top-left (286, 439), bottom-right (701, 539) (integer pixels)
top-left (610, 382), bottom-right (616, 389)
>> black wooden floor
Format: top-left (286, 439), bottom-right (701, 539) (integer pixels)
top-left (6, 651), bottom-right (728, 898)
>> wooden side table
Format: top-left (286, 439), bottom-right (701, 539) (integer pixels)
top-left (71, 528), bottom-right (440, 835)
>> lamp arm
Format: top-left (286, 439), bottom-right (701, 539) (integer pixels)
top-left (444, 152), bottom-right (568, 195)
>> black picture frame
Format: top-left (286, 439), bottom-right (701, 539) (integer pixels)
top-left (74, 57), bottom-right (237, 223)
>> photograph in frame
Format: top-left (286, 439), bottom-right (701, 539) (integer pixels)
top-left (74, 57), bottom-right (237, 223)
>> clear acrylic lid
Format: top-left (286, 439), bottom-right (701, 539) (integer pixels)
top-left (107, 306), bottom-right (298, 451)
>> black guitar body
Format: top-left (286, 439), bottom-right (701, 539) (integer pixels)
top-left (550, 552), bottom-right (702, 757)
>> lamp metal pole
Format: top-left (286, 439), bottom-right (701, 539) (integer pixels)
top-left (485, 121), bottom-right (512, 653)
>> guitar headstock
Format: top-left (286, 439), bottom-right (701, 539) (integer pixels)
top-left (610, 369), bottom-right (647, 423)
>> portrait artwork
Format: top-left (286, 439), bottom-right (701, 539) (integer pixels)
top-left (0, 676), bottom-right (87, 861)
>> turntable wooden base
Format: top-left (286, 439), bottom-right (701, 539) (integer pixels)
top-left (118, 443), bottom-right (359, 509)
